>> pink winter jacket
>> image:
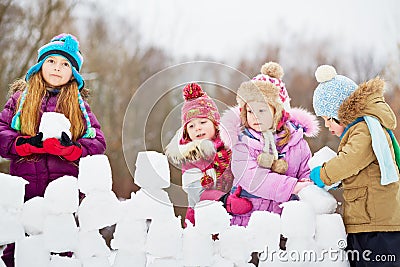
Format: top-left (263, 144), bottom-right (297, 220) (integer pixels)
top-left (220, 106), bottom-right (319, 226)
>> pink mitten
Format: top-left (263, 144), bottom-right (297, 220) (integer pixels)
top-left (222, 186), bottom-right (253, 215)
top-left (184, 207), bottom-right (195, 227)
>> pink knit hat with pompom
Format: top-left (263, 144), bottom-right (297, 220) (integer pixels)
top-left (181, 83), bottom-right (220, 127)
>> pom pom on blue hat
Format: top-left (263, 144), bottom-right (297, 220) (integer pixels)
top-left (312, 65), bottom-right (357, 120)
top-left (25, 33), bottom-right (84, 90)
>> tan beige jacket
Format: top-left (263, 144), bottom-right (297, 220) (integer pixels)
top-left (320, 77), bottom-right (400, 233)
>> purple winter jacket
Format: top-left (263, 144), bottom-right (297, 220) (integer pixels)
top-left (220, 106), bottom-right (319, 226)
top-left (0, 90), bottom-right (106, 201)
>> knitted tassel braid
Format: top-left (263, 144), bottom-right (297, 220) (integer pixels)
top-left (11, 88), bottom-right (28, 131)
top-left (77, 91), bottom-right (96, 138)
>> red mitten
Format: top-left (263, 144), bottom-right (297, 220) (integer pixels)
top-left (62, 145), bottom-right (82, 161)
top-left (221, 186), bottom-right (253, 215)
top-left (15, 133), bottom-right (46, 156)
top-left (43, 132), bottom-right (82, 161)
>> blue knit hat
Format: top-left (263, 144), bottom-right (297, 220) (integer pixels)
top-left (12, 33), bottom-right (96, 138)
top-left (25, 33), bottom-right (84, 90)
top-left (312, 65), bottom-right (357, 120)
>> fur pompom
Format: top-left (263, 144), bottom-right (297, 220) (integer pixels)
top-left (260, 62), bottom-right (284, 79)
top-left (271, 159), bottom-right (288, 174)
top-left (183, 83), bottom-right (205, 101)
top-left (315, 65), bottom-right (337, 83)
top-left (257, 152), bottom-right (274, 168)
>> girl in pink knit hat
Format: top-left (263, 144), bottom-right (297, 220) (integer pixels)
top-left (220, 62), bottom-right (320, 227)
top-left (165, 83), bottom-right (252, 226)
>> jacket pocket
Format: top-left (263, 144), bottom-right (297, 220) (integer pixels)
top-left (343, 187), bottom-right (371, 225)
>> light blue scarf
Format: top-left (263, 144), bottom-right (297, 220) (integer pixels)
top-left (364, 116), bottom-right (399, 185)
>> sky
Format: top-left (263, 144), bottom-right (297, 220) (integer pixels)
top-left (87, 0), bottom-right (400, 69)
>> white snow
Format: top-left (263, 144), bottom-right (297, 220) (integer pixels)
top-left (77, 191), bottom-right (122, 232)
top-left (0, 173), bottom-right (29, 211)
top-left (49, 255), bottom-right (81, 267)
top-left (182, 224), bottom-right (214, 266)
top-left (44, 176), bottom-right (79, 214)
top-left (110, 218), bottom-right (147, 253)
top-left (20, 197), bottom-right (47, 235)
top-left (75, 230), bottom-right (111, 260)
top-left (39, 112), bottom-right (71, 140)
top-left (0, 207), bottom-right (25, 246)
top-left (247, 211), bottom-right (281, 252)
top-left (78, 154), bottom-right (113, 194)
top-left (280, 201), bottom-right (316, 238)
top-left (0, 151), bottom-right (349, 266)
top-left (145, 217), bottom-right (182, 258)
top-left (43, 214), bottom-right (79, 253)
top-left (194, 200), bottom-right (231, 235)
top-left (134, 151), bottom-right (170, 189)
top-left (297, 185), bottom-right (337, 214)
top-left (14, 235), bottom-right (50, 267)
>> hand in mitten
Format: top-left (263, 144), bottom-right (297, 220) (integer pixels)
top-left (257, 152), bottom-right (275, 168)
top-left (271, 159), bottom-right (288, 174)
top-left (220, 186), bottom-right (253, 215)
top-left (310, 166), bottom-right (325, 188)
top-left (43, 132), bottom-right (82, 161)
top-left (15, 132), bottom-right (46, 156)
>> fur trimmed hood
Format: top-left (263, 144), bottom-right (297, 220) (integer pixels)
top-left (338, 77), bottom-right (396, 129)
top-left (220, 105), bottom-right (319, 149)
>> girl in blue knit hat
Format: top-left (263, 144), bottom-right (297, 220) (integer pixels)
top-left (0, 33), bottom-right (106, 266)
top-left (311, 65), bottom-right (400, 267)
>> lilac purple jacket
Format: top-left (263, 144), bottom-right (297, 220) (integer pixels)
top-left (220, 106), bottom-right (319, 226)
top-left (0, 90), bottom-right (106, 201)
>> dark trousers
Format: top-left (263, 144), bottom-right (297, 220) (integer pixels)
top-left (347, 232), bottom-right (400, 267)
top-left (1, 243), bottom-right (14, 267)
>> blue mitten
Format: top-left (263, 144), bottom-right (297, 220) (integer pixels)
top-left (310, 166), bottom-right (325, 188)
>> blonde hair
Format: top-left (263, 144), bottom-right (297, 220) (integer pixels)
top-left (241, 103), bottom-right (291, 146)
top-left (12, 72), bottom-right (88, 141)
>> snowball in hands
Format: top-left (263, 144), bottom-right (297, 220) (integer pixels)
top-left (39, 112), bottom-right (72, 140)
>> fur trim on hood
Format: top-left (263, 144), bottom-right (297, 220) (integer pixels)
top-left (220, 105), bottom-right (320, 149)
top-left (220, 106), bottom-right (242, 149)
top-left (338, 77), bottom-right (396, 129)
top-left (164, 127), bottom-right (216, 164)
top-left (289, 107), bottom-right (320, 137)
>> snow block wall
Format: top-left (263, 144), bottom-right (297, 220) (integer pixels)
top-left (0, 151), bottom-right (349, 266)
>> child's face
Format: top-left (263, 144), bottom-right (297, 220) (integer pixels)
top-left (246, 101), bottom-right (274, 132)
top-left (186, 118), bottom-right (216, 141)
top-left (322, 116), bottom-right (345, 137)
top-left (41, 56), bottom-right (73, 87)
